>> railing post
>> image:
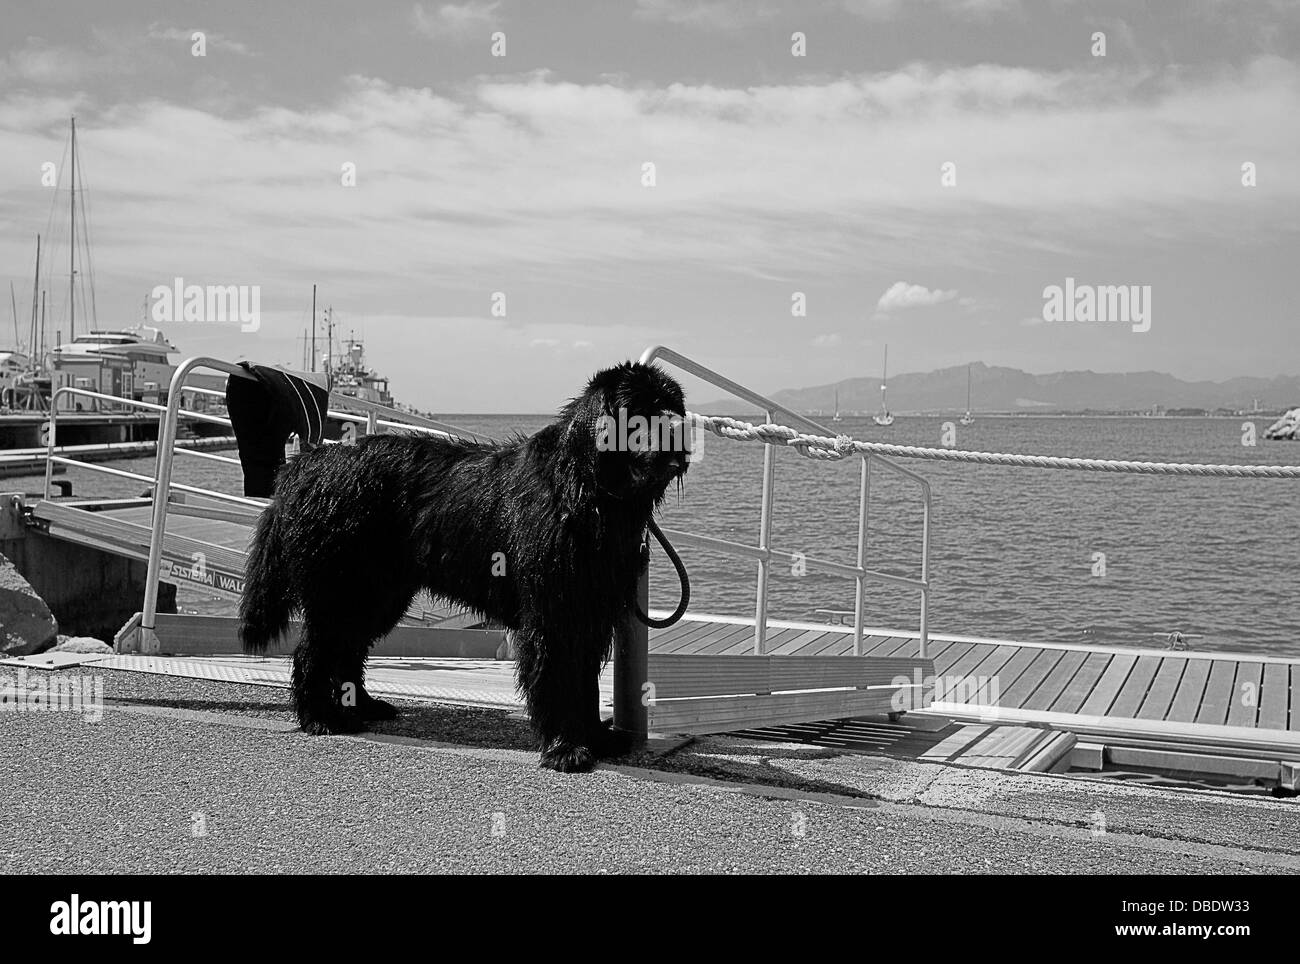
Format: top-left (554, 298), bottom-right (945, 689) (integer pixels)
top-left (43, 406), bottom-right (59, 500)
top-left (140, 360), bottom-right (203, 654)
top-left (919, 483), bottom-right (931, 659)
top-left (753, 414), bottom-right (777, 655)
top-left (614, 538), bottom-right (650, 741)
top-left (853, 454), bottom-right (872, 656)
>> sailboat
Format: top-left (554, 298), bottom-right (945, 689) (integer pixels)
top-left (960, 364), bottom-right (975, 426)
top-left (872, 345), bottom-right (894, 426)
top-left (832, 388), bottom-right (842, 423)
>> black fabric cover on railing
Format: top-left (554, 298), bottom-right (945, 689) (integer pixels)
top-left (225, 363), bottom-right (329, 497)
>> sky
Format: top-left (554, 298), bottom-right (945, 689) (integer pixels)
top-left (1, 0), bottom-right (1297, 412)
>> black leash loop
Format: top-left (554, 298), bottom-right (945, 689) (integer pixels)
top-left (633, 517), bottom-right (690, 628)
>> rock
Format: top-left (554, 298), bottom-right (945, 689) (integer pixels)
top-left (0, 553), bottom-right (59, 656)
top-left (52, 635), bottom-right (113, 655)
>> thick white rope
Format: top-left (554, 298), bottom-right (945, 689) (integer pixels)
top-left (686, 413), bottom-right (1300, 478)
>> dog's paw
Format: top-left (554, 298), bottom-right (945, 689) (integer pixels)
top-left (540, 741), bottom-right (596, 773)
top-left (357, 695), bottom-right (400, 721)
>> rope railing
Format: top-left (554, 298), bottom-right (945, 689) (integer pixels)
top-left (687, 413), bottom-right (1300, 478)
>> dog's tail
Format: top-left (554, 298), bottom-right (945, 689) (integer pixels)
top-left (239, 505), bottom-right (293, 654)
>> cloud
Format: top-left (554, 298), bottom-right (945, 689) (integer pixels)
top-left (146, 24), bottom-right (254, 56)
top-left (412, 2), bottom-right (500, 40)
top-left (2, 56), bottom-right (1297, 408)
top-left (812, 333), bottom-right (842, 347)
top-left (876, 282), bottom-right (959, 311)
top-left (634, 0), bottom-right (780, 31)
top-left (844, 0), bottom-right (1023, 20)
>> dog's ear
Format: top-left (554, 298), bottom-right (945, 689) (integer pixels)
top-left (552, 376), bottom-right (614, 512)
top-left (561, 382), bottom-right (610, 462)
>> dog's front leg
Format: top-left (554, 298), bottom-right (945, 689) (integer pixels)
top-left (514, 628), bottom-right (598, 773)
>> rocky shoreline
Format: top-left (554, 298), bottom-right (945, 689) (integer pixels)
top-left (0, 553), bottom-right (111, 657)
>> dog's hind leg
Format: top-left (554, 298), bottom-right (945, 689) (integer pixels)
top-left (291, 621), bottom-right (363, 735)
top-left (339, 578), bottom-right (422, 724)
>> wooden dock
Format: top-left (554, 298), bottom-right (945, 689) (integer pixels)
top-left (17, 497), bottom-right (1300, 790)
top-left (648, 615), bottom-right (1300, 734)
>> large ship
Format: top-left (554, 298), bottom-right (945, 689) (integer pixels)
top-left (328, 337), bottom-right (392, 407)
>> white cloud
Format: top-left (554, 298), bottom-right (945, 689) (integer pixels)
top-left (146, 24), bottom-right (254, 56)
top-left (876, 282), bottom-right (959, 311)
top-left (412, 2), bottom-right (500, 40)
top-left (845, 0), bottom-right (1023, 21)
top-left (634, 0), bottom-right (779, 31)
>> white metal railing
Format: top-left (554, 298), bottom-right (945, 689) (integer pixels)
top-left (640, 345), bottom-right (932, 658)
top-left (39, 357), bottom-right (494, 654)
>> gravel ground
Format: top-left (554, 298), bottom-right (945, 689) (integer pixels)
top-left (1, 668), bottom-right (1295, 874)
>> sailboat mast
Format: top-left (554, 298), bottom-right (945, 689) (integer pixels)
top-left (310, 283), bottom-right (317, 372)
top-left (967, 364), bottom-right (972, 410)
top-left (30, 234), bottom-right (41, 355)
top-left (69, 117), bottom-right (76, 342)
top-left (881, 344), bottom-right (888, 408)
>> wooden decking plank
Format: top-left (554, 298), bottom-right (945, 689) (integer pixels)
top-left (1021, 649), bottom-right (1089, 712)
top-left (930, 641), bottom-right (975, 677)
top-left (1136, 657), bottom-right (1188, 721)
top-left (1226, 661), bottom-right (1263, 728)
top-left (652, 621), bottom-right (727, 655)
top-left (1049, 652), bottom-right (1112, 715)
top-left (716, 627), bottom-right (802, 657)
top-left (858, 634), bottom-right (903, 656)
top-left (997, 648), bottom-right (1066, 708)
top-left (1078, 652), bottom-right (1137, 717)
top-left (879, 635), bottom-right (925, 658)
top-left (1165, 658), bottom-right (1212, 724)
top-left (648, 621), bottom-right (705, 650)
top-left (802, 630), bottom-right (861, 657)
top-left (1107, 656), bottom-right (1163, 719)
top-left (696, 624), bottom-right (774, 656)
top-left (1195, 660), bottom-right (1241, 726)
top-left (816, 632), bottom-right (899, 657)
top-left (933, 644), bottom-right (997, 702)
top-left (983, 646), bottom-right (1051, 709)
top-left (767, 629), bottom-right (836, 656)
top-left (677, 624), bottom-right (757, 656)
top-left (672, 622), bottom-right (753, 655)
top-left (1258, 663), bottom-right (1290, 731)
top-left (965, 645), bottom-right (1020, 706)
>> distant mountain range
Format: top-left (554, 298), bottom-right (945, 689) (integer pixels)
top-left (700, 362), bottom-right (1300, 416)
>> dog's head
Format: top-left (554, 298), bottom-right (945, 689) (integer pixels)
top-left (560, 361), bottom-right (689, 502)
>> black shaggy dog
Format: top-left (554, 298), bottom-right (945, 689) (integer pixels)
top-left (239, 361), bottom-right (687, 772)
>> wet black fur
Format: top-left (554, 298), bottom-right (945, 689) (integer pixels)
top-left (239, 361), bottom-right (687, 772)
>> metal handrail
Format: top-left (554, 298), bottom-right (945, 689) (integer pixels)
top-left (134, 356), bottom-right (497, 653)
top-left (639, 345), bottom-right (932, 658)
top-left (43, 386), bottom-right (241, 501)
top-left (183, 383), bottom-right (500, 445)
